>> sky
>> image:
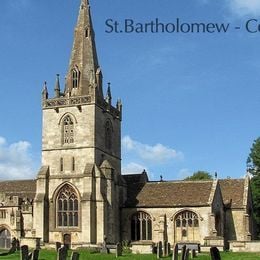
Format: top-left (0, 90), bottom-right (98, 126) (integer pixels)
top-left (0, 0), bottom-right (259, 181)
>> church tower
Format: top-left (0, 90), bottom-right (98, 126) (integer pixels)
top-left (34, 0), bottom-right (123, 247)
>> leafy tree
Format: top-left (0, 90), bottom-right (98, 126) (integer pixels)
top-left (184, 171), bottom-right (213, 181)
top-left (247, 137), bottom-right (260, 234)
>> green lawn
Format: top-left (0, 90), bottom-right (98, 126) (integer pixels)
top-left (0, 250), bottom-right (260, 259)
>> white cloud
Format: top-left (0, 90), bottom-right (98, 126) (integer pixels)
top-left (122, 135), bottom-right (183, 164)
top-left (122, 162), bottom-right (147, 174)
top-left (0, 137), bottom-right (35, 180)
top-left (178, 168), bottom-right (192, 179)
top-left (228, 0), bottom-right (260, 16)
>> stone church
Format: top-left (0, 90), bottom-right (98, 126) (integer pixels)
top-left (0, 0), bottom-right (255, 252)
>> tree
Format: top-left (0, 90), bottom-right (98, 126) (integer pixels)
top-left (184, 171), bottom-right (213, 181)
top-left (247, 137), bottom-right (260, 234)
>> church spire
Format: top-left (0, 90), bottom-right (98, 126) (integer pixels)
top-left (65, 0), bottom-right (103, 99)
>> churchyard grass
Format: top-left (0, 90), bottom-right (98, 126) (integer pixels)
top-left (0, 249), bottom-right (260, 259)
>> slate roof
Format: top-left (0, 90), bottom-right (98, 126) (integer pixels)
top-left (219, 179), bottom-right (245, 208)
top-left (0, 179), bottom-right (36, 200)
top-left (124, 176), bottom-right (214, 208)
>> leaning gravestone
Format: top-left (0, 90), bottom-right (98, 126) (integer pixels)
top-left (191, 249), bottom-right (196, 258)
top-left (210, 247), bottom-right (221, 260)
top-left (184, 248), bottom-right (190, 260)
top-left (57, 246), bottom-right (68, 260)
top-left (20, 245), bottom-right (29, 260)
top-left (172, 243), bottom-right (178, 260)
top-left (56, 242), bottom-right (62, 252)
top-left (116, 242), bottom-right (122, 258)
top-left (32, 249), bottom-right (39, 260)
top-left (70, 251), bottom-right (80, 260)
top-left (157, 241), bottom-right (163, 259)
top-left (181, 244), bottom-right (186, 260)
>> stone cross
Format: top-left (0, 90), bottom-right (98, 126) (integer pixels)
top-left (70, 251), bottom-right (80, 260)
top-left (57, 246), bottom-right (68, 260)
top-left (210, 246), bottom-right (221, 260)
top-left (20, 245), bottom-right (29, 260)
top-left (172, 243), bottom-right (178, 260)
top-left (157, 241), bottom-right (163, 259)
top-left (116, 242), bottom-right (122, 258)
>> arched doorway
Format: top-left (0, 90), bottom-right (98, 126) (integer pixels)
top-left (0, 229), bottom-right (11, 249)
top-left (174, 210), bottom-right (200, 242)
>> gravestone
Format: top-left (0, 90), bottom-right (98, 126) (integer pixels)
top-left (70, 251), bottom-right (80, 260)
top-left (181, 244), bottom-right (186, 260)
top-left (116, 242), bottom-right (122, 258)
top-left (191, 249), bottom-right (196, 258)
top-left (167, 243), bottom-right (171, 256)
top-left (56, 242), bottom-right (62, 252)
top-left (20, 245), bottom-right (29, 260)
top-left (100, 237), bottom-right (109, 254)
top-left (210, 247), bottom-right (221, 260)
top-left (32, 249), bottom-right (39, 260)
top-left (163, 240), bottom-right (168, 257)
top-left (57, 246), bottom-right (68, 260)
top-left (172, 243), bottom-right (178, 260)
top-left (157, 241), bottom-right (163, 259)
top-left (184, 248), bottom-right (190, 260)
top-left (16, 240), bottom-right (20, 251)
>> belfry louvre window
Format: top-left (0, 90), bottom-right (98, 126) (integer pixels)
top-left (72, 68), bottom-right (80, 88)
top-left (57, 184), bottom-right (79, 227)
top-left (131, 211), bottom-right (152, 241)
top-left (63, 115), bottom-right (74, 144)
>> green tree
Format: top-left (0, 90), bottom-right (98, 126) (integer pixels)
top-left (184, 171), bottom-right (213, 181)
top-left (247, 137), bottom-right (260, 235)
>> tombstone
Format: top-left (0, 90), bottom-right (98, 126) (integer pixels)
top-left (70, 251), bottom-right (80, 260)
top-left (100, 236), bottom-right (109, 254)
top-left (210, 247), bottom-right (221, 260)
top-left (172, 243), bottom-right (178, 260)
top-left (116, 242), bottom-right (122, 258)
top-left (20, 245), bottom-right (29, 260)
top-left (163, 240), bottom-right (168, 257)
top-left (16, 240), bottom-right (20, 251)
top-left (180, 244), bottom-right (186, 260)
top-left (167, 243), bottom-right (171, 256)
top-left (157, 241), bottom-right (163, 259)
top-left (184, 248), bottom-right (190, 260)
top-left (56, 242), bottom-right (62, 252)
top-left (191, 249), bottom-right (196, 258)
top-left (32, 249), bottom-right (39, 260)
top-left (57, 246), bottom-right (68, 260)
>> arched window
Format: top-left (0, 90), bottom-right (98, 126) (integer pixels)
top-left (175, 210), bottom-right (199, 242)
top-left (105, 121), bottom-right (112, 150)
top-left (63, 115), bottom-right (74, 144)
top-left (72, 68), bottom-right (80, 88)
top-left (0, 229), bottom-right (11, 249)
top-left (56, 184), bottom-right (79, 227)
top-left (131, 211), bottom-right (152, 241)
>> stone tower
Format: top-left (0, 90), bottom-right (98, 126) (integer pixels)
top-left (34, 0), bottom-right (123, 247)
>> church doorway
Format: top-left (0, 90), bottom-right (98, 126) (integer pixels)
top-left (0, 229), bottom-right (11, 249)
top-left (63, 234), bottom-right (71, 249)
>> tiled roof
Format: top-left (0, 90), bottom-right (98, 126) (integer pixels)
top-left (0, 179), bottom-right (36, 200)
top-left (219, 179), bottom-right (245, 208)
top-left (124, 180), bottom-right (213, 208)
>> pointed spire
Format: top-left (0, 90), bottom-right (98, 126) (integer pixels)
top-left (54, 74), bottom-right (61, 98)
top-left (65, 0), bottom-right (102, 98)
top-left (105, 82), bottom-right (112, 105)
top-left (42, 81), bottom-right (48, 100)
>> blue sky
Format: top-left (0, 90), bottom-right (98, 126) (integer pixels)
top-left (0, 0), bottom-right (259, 180)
